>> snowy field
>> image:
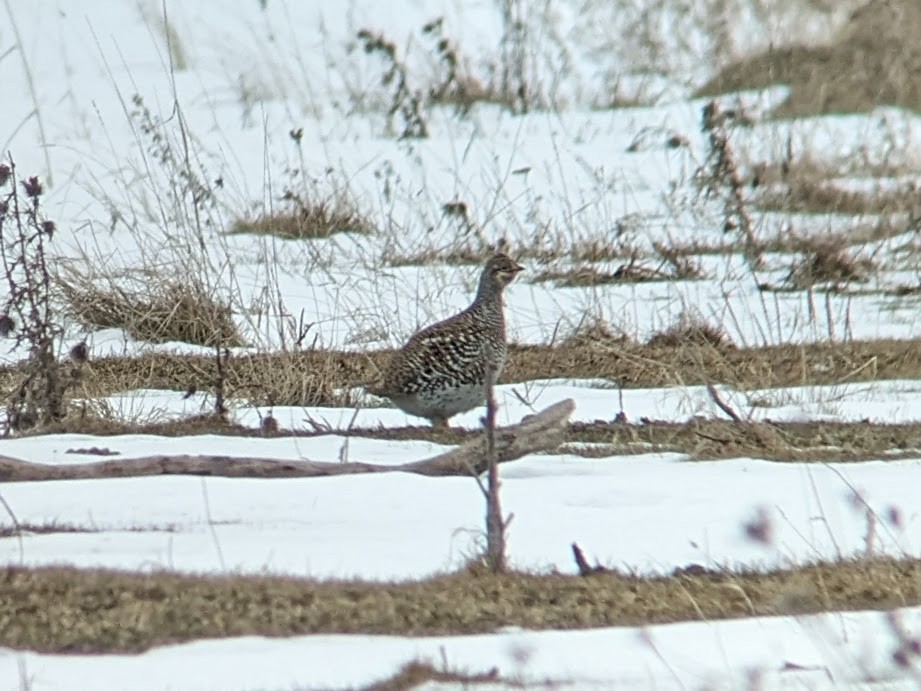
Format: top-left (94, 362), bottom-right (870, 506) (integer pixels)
top-left (3, 0), bottom-right (921, 689)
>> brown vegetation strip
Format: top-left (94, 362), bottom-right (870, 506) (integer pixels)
top-left (34, 410), bottom-right (921, 464)
top-left (1, 558), bottom-right (919, 653)
top-left (12, 338), bottom-right (921, 408)
top-left (697, 0), bottom-right (921, 117)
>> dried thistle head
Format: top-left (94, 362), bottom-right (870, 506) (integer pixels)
top-left (68, 341), bottom-right (89, 365)
top-left (0, 164), bottom-right (10, 188)
top-left (21, 177), bottom-right (42, 198)
top-left (261, 413), bottom-right (279, 434)
top-left (0, 315), bottom-right (14, 338)
top-left (743, 507), bottom-right (774, 546)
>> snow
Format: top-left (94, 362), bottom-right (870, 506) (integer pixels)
top-left (0, 447), bottom-right (914, 578)
top-left (4, 0), bottom-right (921, 687)
top-left (6, 606), bottom-right (921, 690)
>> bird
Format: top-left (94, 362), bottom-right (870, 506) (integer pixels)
top-left (367, 252), bottom-right (524, 431)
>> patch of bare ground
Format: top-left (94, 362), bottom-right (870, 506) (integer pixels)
top-left (2, 558), bottom-right (921, 653)
top-left (697, 0), bottom-right (921, 117)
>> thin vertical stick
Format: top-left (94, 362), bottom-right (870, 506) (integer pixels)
top-left (484, 381), bottom-right (506, 572)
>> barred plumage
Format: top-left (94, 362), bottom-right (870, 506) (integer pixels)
top-left (367, 253), bottom-right (524, 430)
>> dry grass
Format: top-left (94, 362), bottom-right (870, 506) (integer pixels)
top-left (229, 191), bottom-right (375, 240)
top-left (564, 418), bottom-right (921, 462)
top-left (1, 558), bottom-right (920, 653)
top-left (385, 237), bottom-right (635, 269)
top-left (754, 179), bottom-right (920, 217)
top-left (7, 338), bottom-right (921, 409)
top-left (57, 271), bottom-right (242, 348)
top-left (533, 255), bottom-right (704, 287)
top-left (783, 240), bottom-right (874, 290)
top-left (360, 660), bottom-right (502, 691)
top-left (646, 314), bottom-right (732, 349)
top-left (19, 404), bottom-right (921, 463)
top-left (698, 0), bottom-right (921, 116)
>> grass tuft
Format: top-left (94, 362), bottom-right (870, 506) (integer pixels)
top-left (647, 313), bottom-right (731, 349)
top-left (230, 189), bottom-right (375, 240)
top-left (785, 241), bottom-right (873, 289)
top-left (58, 273), bottom-right (241, 348)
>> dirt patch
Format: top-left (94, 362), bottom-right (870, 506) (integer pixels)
top-left (697, 0), bottom-right (921, 116)
top-left (0, 558), bottom-right (918, 653)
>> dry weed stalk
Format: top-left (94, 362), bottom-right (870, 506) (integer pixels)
top-left (357, 28), bottom-right (429, 139)
top-left (698, 100), bottom-right (763, 269)
top-left (499, 0), bottom-right (530, 113)
top-left (0, 159), bottom-right (75, 431)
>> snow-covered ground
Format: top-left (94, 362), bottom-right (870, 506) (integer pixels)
top-left (6, 606), bottom-right (921, 691)
top-left (4, 0), bottom-right (921, 688)
top-left (0, 440), bottom-right (916, 578)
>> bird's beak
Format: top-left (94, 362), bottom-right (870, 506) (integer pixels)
top-left (512, 261), bottom-right (525, 274)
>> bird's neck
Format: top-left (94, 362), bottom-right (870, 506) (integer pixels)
top-left (472, 283), bottom-right (504, 313)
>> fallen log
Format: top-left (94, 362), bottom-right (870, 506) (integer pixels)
top-left (0, 399), bottom-right (576, 482)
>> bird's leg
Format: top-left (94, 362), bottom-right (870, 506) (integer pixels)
top-left (431, 418), bottom-right (450, 434)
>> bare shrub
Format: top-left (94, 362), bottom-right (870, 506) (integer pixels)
top-left (697, 100), bottom-right (763, 270)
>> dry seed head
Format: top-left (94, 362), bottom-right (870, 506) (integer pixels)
top-left (68, 341), bottom-right (89, 365)
top-left (743, 507), bottom-right (773, 546)
top-left (0, 314), bottom-right (14, 337)
top-left (0, 164), bottom-right (10, 187)
top-left (21, 176), bottom-right (42, 198)
top-left (261, 414), bottom-right (279, 434)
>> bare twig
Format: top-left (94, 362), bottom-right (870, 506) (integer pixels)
top-left (706, 383), bottom-right (742, 422)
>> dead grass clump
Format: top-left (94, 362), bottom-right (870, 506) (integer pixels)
top-left (785, 241), bottom-right (873, 289)
top-left (230, 190), bottom-right (375, 240)
top-left (647, 313), bottom-right (732, 350)
top-left (698, 0), bottom-right (921, 116)
top-left (58, 273), bottom-right (242, 348)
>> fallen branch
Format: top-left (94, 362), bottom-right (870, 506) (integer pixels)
top-left (0, 399), bottom-right (576, 483)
